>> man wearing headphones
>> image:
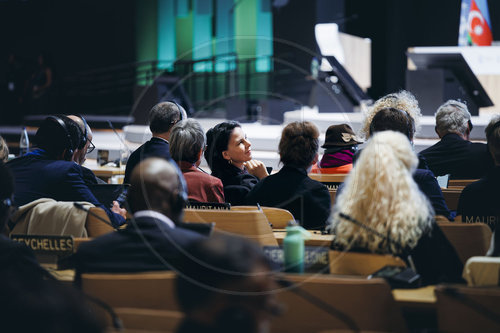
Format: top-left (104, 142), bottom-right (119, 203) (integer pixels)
top-left (420, 100), bottom-right (494, 179)
top-left (6, 115), bottom-right (126, 227)
top-left (67, 115), bottom-right (107, 185)
top-left (124, 101), bottom-right (187, 184)
top-left (69, 158), bottom-right (203, 275)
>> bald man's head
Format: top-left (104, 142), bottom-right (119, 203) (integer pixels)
top-left (68, 115), bottom-right (93, 165)
top-left (127, 158), bottom-right (184, 223)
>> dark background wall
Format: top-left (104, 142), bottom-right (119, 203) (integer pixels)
top-left (1, 0), bottom-right (498, 109)
top-left (0, 0), bottom-right (135, 79)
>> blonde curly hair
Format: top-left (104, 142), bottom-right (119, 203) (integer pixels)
top-left (360, 90), bottom-right (422, 139)
top-left (330, 131), bottom-right (434, 254)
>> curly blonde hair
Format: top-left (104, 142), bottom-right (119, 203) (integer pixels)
top-left (330, 131), bottom-right (434, 254)
top-left (360, 90), bottom-right (422, 139)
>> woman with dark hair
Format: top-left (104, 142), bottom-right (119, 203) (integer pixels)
top-left (205, 121), bottom-right (268, 205)
top-left (246, 121), bottom-right (331, 229)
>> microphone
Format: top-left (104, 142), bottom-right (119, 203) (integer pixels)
top-left (276, 277), bottom-right (360, 332)
top-left (337, 213), bottom-right (417, 272)
top-left (73, 202), bottom-right (117, 230)
top-left (107, 120), bottom-right (132, 153)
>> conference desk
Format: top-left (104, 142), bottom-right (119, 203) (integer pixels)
top-left (83, 159), bottom-right (125, 183)
top-left (273, 230), bottom-right (334, 247)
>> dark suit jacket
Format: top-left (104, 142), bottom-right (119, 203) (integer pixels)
top-left (178, 161), bottom-right (225, 203)
top-left (0, 235), bottom-right (42, 274)
top-left (124, 137), bottom-right (173, 184)
top-left (215, 165), bottom-right (259, 206)
top-left (70, 214), bottom-right (204, 275)
top-left (419, 133), bottom-right (494, 179)
top-left (457, 166), bottom-right (500, 229)
top-left (6, 149), bottom-right (125, 227)
top-left (246, 165), bottom-right (331, 230)
top-left (414, 169), bottom-right (453, 220)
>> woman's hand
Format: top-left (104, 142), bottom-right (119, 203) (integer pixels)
top-left (244, 160), bottom-right (269, 179)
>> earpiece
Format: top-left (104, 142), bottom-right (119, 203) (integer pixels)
top-left (47, 116), bottom-right (75, 161)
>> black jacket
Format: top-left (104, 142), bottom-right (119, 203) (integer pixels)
top-left (246, 165), bottom-right (331, 230)
top-left (215, 165), bottom-right (259, 206)
top-left (457, 166), bottom-right (500, 230)
top-left (124, 137), bottom-right (173, 184)
top-left (419, 133), bottom-right (494, 179)
top-left (69, 214), bottom-right (204, 275)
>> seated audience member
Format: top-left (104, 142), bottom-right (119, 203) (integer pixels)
top-left (205, 121), bottom-right (268, 205)
top-left (69, 158), bottom-right (204, 275)
top-left (419, 100), bottom-right (494, 179)
top-left (246, 122), bottom-right (331, 229)
top-left (170, 119), bottom-right (225, 203)
top-left (176, 235), bottom-right (281, 333)
top-left (330, 131), bottom-right (463, 285)
top-left (6, 115), bottom-right (126, 227)
top-left (67, 114), bottom-right (105, 185)
top-left (458, 115), bottom-right (500, 229)
top-left (0, 135), bottom-right (9, 162)
top-left (0, 162), bottom-right (104, 333)
top-left (361, 91), bottom-right (453, 220)
top-left (0, 161), bottom-right (40, 272)
top-left (124, 101), bottom-right (187, 184)
top-left (310, 124), bottom-right (361, 174)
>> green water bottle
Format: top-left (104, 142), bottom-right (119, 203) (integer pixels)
top-left (283, 221), bottom-right (310, 273)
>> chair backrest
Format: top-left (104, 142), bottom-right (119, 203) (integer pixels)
top-left (308, 173), bottom-right (347, 184)
top-left (435, 285), bottom-right (500, 333)
top-left (329, 250), bottom-right (406, 276)
top-left (441, 188), bottom-right (462, 211)
top-left (183, 209), bottom-right (278, 246)
top-left (273, 274), bottom-right (408, 333)
top-left (85, 207), bottom-right (114, 237)
top-left (81, 271), bottom-right (179, 310)
top-left (448, 179), bottom-right (479, 188)
top-left (232, 206), bottom-right (295, 229)
top-left (463, 256), bottom-right (500, 287)
top-left (437, 222), bottom-right (492, 264)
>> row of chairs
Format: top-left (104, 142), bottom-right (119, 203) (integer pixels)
top-left (82, 270), bottom-right (500, 333)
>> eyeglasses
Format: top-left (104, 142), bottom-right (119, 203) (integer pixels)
top-left (86, 140), bottom-right (96, 154)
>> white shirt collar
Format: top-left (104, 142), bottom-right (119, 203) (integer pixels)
top-left (133, 210), bottom-right (175, 229)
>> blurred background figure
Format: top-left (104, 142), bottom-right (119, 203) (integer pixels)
top-left (310, 124), bottom-right (361, 174)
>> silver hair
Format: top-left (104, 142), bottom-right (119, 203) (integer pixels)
top-left (435, 100), bottom-right (471, 136)
top-left (170, 118), bottom-right (205, 164)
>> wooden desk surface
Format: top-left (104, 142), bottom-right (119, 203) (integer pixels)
top-left (392, 285), bottom-right (436, 307)
top-left (84, 159), bottom-right (125, 179)
top-left (273, 230), bottom-right (334, 247)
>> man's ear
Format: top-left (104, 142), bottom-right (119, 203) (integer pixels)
top-left (434, 126), bottom-right (442, 138)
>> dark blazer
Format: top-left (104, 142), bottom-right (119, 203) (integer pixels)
top-left (215, 165), bottom-right (259, 206)
top-left (414, 169), bottom-right (453, 220)
top-left (81, 166), bottom-right (107, 185)
top-left (6, 149), bottom-right (125, 227)
top-left (124, 137), bottom-right (173, 184)
top-left (246, 165), bottom-right (331, 230)
top-left (69, 214), bottom-right (204, 275)
top-left (457, 166), bottom-right (500, 229)
top-left (178, 161), bottom-right (225, 203)
top-left (419, 133), bottom-right (494, 179)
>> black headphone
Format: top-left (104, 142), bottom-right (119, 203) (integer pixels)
top-left (167, 100), bottom-right (184, 124)
top-left (46, 116), bottom-right (76, 161)
top-left (76, 114), bottom-right (89, 149)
